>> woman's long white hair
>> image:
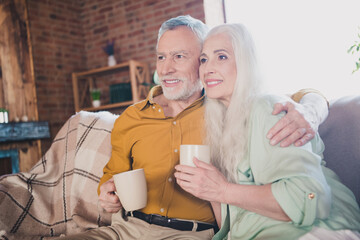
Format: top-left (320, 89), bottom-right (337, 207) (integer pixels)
top-left (204, 24), bottom-right (262, 183)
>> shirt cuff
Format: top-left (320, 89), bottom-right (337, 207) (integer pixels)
top-left (291, 88), bottom-right (329, 108)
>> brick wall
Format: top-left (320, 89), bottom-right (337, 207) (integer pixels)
top-left (82, 0), bottom-right (205, 71)
top-left (28, 0), bottom-right (205, 153)
top-left (28, 0), bottom-right (86, 153)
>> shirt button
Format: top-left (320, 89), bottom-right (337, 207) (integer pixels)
top-left (308, 193), bottom-right (315, 199)
top-left (174, 149), bottom-right (178, 153)
top-left (152, 106), bottom-right (155, 109)
top-left (173, 121), bottom-right (176, 125)
top-left (158, 109), bottom-right (161, 112)
top-left (168, 177), bottom-right (173, 182)
top-left (160, 208), bottom-right (164, 213)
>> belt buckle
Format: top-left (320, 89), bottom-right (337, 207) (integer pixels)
top-left (152, 214), bottom-right (171, 228)
top-left (148, 214), bottom-right (154, 224)
top-left (149, 213), bottom-right (160, 225)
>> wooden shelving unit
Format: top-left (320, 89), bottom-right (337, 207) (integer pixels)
top-left (72, 60), bottom-right (151, 112)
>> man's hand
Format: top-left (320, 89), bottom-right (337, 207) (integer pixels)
top-left (98, 178), bottom-right (122, 213)
top-left (267, 101), bottom-right (317, 147)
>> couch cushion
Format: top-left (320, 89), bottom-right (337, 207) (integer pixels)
top-left (319, 95), bottom-right (360, 205)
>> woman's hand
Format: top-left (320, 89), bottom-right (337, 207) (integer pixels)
top-left (174, 158), bottom-right (229, 203)
top-left (175, 158), bottom-right (291, 222)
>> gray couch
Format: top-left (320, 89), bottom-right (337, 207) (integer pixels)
top-left (319, 95), bottom-right (360, 205)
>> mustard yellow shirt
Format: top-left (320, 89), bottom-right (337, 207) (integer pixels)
top-left (98, 86), bottom-right (214, 223)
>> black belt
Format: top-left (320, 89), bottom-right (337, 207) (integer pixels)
top-left (127, 211), bottom-right (218, 232)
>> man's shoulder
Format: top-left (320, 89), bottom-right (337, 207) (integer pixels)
top-left (114, 103), bottom-right (143, 124)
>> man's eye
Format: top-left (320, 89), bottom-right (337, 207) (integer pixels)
top-left (175, 55), bottom-right (184, 59)
top-left (200, 58), bottom-right (207, 64)
top-left (157, 56), bottom-right (165, 61)
top-left (219, 55), bottom-right (228, 60)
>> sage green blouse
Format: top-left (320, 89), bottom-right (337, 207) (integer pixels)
top-left (213, 95), bottom-right (360, 240)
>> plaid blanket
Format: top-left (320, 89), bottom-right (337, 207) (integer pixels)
top-left (0, 111), bottom-right (117, 239)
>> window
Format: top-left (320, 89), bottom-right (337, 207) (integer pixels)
top-left (223, 0), bottom-right (360, 100)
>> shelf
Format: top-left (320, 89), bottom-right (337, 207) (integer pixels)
top-left (73, 61), bottom-right (132, 77)
top-left (0, 121), bottom-right (50, 142)
top-left (81, 100), bottom-right (134, 111)
top-left (72, 60), bottom-right (150, 112)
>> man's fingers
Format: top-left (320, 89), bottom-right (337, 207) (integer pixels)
top-left (101, 179), bottom-right (116, 192)
top-left (270, 100), bottom-right (317, 147)
top-left (269, 119), bottom-right (296, 145)
top-left (107, 192), bottom-right (120, 202)
top-left (272, 102), bottom-right (286, 115)
top-left (99, 189), bottom-right (120, 205)
top-left (99, 194), bottom-right (122, 213)
top-left (279, 128), bottom-right (307, 147)
top-left (267, 115), bottom-right (292, 139)
top-left (294, 133), bottom-right (314, 147)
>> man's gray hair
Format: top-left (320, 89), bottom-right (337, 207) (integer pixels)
top-left (157, 15), bottom-right (209, 49)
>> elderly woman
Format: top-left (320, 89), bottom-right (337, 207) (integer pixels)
top-left (174, 23), bottom-right (360, 239)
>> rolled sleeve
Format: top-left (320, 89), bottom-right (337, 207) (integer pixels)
top-left (272, 179), bottom-right (319, 226)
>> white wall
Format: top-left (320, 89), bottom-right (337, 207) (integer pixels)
top-left (224, 0), bottom-right (360, 100)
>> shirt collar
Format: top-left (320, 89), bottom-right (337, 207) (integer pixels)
top-left (138, 85), bottom-right (206, 111)
top-left (137, 85), bottom-right (162, 110)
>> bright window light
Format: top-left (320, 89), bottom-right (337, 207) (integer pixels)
top-left (224, 0), bottom-right (360, 100)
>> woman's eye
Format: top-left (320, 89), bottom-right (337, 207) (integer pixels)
top-left (219, 55), bottom-right (228, 60)
top-left (200, 58), bottom-right (207, 64)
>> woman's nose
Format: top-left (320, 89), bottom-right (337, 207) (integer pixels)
top-left (203, 59), bottom-right (216, 75)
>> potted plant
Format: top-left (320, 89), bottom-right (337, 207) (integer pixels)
top-left (90, 88), bottom-right (101, 108)
top-left (348, 27), bottom-right (360, 74)
top-left (103, 40), bottom-right (117, 66)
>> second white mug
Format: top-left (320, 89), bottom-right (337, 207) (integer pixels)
top-left (180, 144), bottom-right (210, 167)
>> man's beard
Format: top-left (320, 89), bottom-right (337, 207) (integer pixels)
top-left (160, 76), bottom-right (202, 101)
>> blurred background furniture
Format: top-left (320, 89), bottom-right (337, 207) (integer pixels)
top-left (72, 60), bottom-right (151, 112)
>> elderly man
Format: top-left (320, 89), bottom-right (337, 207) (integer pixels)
top-left (59, 15), bottom-right (328, 240)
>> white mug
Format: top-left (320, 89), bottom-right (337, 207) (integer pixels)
top-left (180, 145), bottom-right (210, 167)
top-left (113, 169), bottom-right (147, 211)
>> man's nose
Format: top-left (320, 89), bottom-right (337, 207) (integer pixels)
top-left (159, 59), bottom-right (175, 76)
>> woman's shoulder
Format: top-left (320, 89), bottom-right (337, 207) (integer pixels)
top-left (252, 94), bottom-right (289, 117)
